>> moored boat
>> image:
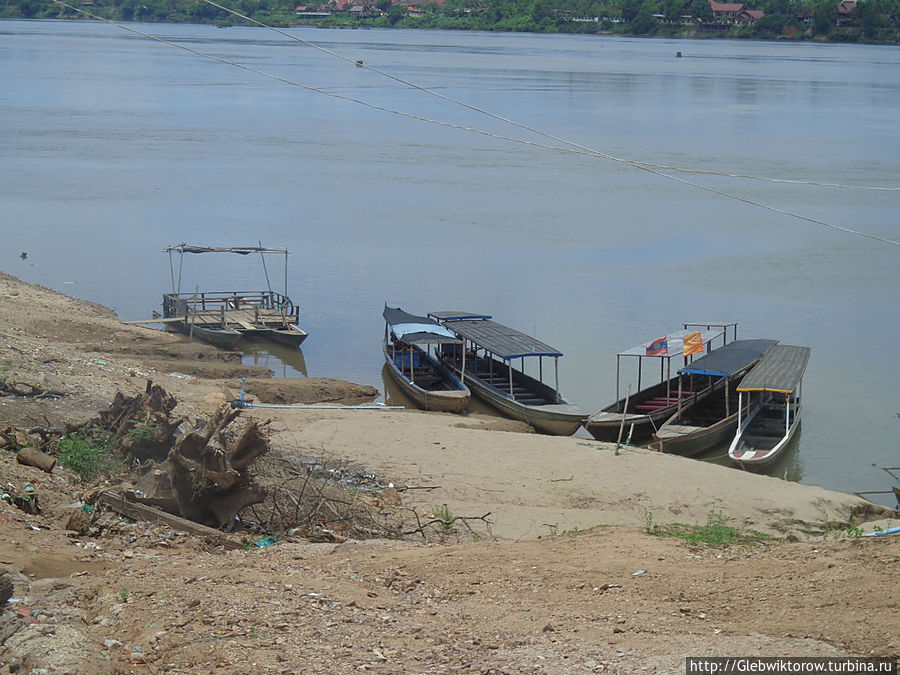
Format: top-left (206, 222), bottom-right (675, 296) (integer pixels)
top-left (728, 344), bottom-right (811, 470)
top-left (244, 323), bottom-right (309, 347)
top-left (382, 305), bottom-right (470, 414)
top-left (158, 244), bottom-right (308, 349)
top-left (429, 312), bottom-right (585, 436)
top-left (654, 339), bottom-right (778, 456)
top-left (583, 323), bottom-right (736, 443)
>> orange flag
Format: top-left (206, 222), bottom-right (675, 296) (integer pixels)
top-left (683, 331), bottom-right (703, 357)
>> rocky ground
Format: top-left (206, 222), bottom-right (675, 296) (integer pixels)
top-left (0, 271), bottom-right (897, 674)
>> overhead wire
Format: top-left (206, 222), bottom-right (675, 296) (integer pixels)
top-left (201, 0), bottom-right (900, 194)
top-left (50, 0), bottom-right (900, 247)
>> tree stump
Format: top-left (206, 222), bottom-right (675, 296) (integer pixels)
top-left (99, 381), bottom-right (270, 529)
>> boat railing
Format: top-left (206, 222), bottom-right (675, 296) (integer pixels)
top-left (163, 290), bottom-right (299, 321)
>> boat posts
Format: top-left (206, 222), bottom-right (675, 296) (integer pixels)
top-left (460, 342), bottom-right (466, 385)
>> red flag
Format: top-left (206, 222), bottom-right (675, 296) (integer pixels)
top-left (646, 337), bottom-right (668, 356)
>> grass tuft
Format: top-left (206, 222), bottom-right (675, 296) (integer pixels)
top-left (650, 509), bottom-right (774, 548)
top-left (57, 431), bottom-right (120, 483)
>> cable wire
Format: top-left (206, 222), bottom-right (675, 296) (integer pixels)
top-left (49, 1), bottom-right (900, 247)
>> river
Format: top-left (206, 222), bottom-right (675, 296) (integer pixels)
top-left (2, 19), bottom-right (898, 506)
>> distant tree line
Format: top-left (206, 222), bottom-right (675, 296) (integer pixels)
top-left (2, 0), bottom-right (898, 43)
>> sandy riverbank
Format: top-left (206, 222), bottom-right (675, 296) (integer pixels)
top-left (0, 270), bottom-right (897, 673)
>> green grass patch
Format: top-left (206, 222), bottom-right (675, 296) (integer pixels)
top-left (57, 431), bottom-right (120, 483)
top-left (431, 504), bottom-right (454, 532)
top-left (651, 511), bottom-right (774, 548)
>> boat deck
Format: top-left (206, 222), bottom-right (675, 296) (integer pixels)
top-left (473, 368), bottom-right (553, 405)
top-left (163, 290), bottom-right (299, 331)
top-left (184, 307), bottom-right (294, 330)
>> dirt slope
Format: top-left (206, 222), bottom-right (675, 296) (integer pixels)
top-left (0, 271), bottom-right (897, 674)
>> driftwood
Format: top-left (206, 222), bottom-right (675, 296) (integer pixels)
top-left (99, 381), bottom-right (270, 529)
top-left (16, 446), bottom-right (56, 473)
top-left (98, 492), bottom-right (242, 550)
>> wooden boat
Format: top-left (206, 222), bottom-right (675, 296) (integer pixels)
top-left (158, 244), bottom-right (308, 349)
top-left (382, 306), bottom-right (470, 414)
top-left (243, 323), bottom-right (309, 347)
top-left (654, 339), bottom-right (778, 456)
top-left (728, 345), bottom-right (811, 470)
top-left (429, 312), bottom-right (585, 436)
top-left (179, 321), bottom-right (242, 349)
top-left (583, 323), bottom-right (737, 443)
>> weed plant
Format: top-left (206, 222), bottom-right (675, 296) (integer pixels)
top-left (57, 431), bottom-right (120, 483)
top-left (651, 510), bottom-right (774, 548)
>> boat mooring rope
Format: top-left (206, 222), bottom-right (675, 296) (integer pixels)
top-left (49, 1), bottom-right (900, 247)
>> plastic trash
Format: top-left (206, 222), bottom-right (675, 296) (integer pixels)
top-left (252, 536), bottom-right (279, 548)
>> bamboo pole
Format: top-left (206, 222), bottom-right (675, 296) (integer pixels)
top-left (615, 384), bottom-right (632, 455)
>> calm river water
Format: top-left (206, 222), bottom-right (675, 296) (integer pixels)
top-left (2, 20), bottom-right (898, 504)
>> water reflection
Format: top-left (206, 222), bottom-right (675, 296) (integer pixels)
top-left (240, 341), bottom-right (307, 378)
top-left (381, 364), bottom-right (415, 410)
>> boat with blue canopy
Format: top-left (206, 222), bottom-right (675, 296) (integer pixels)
top-left (654, 338), bottom-right (778, 456)
top-left (382, 305), bottom-right (470, 413)
top-left (728, 344), bottom-right (811, 470)
top-left (428, 311), bottom-right (585, 436)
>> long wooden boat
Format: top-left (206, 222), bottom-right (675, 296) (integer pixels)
top-left (382, 306), bottom-right (470, 414)
top-left (654, 339), bottom-right (778, 456)
top-left (429, 312), bottom-right (585, 436)
top-left (583, 323), bottom-right (736, 443)
top-left (243, 323), bottom-right (309, 347)
top-left (180, 322), bottom-right (243, 349)
top-left (159, 244), bottom-right (308, 349)
top-left (728, 345), bottom-right (811, 471)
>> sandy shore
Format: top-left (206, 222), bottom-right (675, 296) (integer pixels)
top-left (265, 407), bottom-right (885, 540)
top-left (1, 270), bottom-right (897, 673)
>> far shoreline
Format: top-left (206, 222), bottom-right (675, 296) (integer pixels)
top-left (3, 14), bottom-right (898, 48)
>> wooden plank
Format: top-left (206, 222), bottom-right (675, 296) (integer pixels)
top-left (121, 317), bottom-right (186, 325)
top-left (98, 492), bottom-right (243, 550)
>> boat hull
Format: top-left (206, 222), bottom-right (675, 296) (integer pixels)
top-left (461, 366), bottom-right (585, 436)
top-left (383, 342), bottom-right (470, 414)
top-left (585, 376), bottom-right (723, 443)
top-left (168, 322), bottom-right (243, 350)
top-left (654, 410), bottom-right (745, 456)
top-left (729, 404), bottom-right (802, 471)
top-left (245, 324), bottom-right (308, 347)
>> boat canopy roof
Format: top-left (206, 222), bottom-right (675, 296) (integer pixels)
top-left (678, 339), bottom-right (777, 378)
top-left (428, 311), bottom-right (562, 359)
top-left (618, 327), bottom-right (726, 359)
top-left (164, 244), bottom-right (288, 255)
top-left (383, 306), bottom-right (462, 345)
top-left (737, 345), bottom-right (811, 394)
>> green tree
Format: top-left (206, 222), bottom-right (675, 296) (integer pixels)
top-left (812, 0), bottom-right (835, 34)
top-left (388, 2), bottom-right (405, 23)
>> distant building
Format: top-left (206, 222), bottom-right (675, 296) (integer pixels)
top-left (835, 0), bottom-right (859, 25)
top-left (708, 0), bottom-right (764, 24)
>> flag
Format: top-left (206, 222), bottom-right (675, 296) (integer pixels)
top-left (683, 331), bottom-right (703, 357)
top-left (646, 337), bottom-right (668, 356)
